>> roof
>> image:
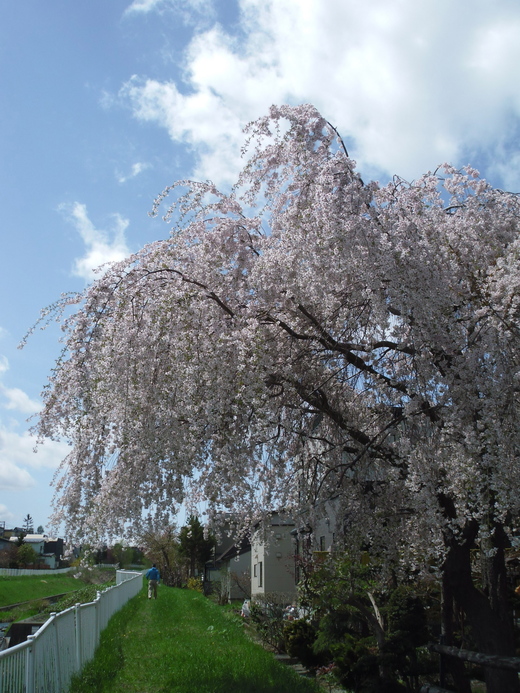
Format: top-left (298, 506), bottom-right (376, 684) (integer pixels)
top-left (9, 534), bottom-right (50, 544)
top-left (218, 537), bottom-right (251, 562)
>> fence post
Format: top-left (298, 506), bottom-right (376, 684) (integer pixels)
top-left (95, 591), bottom-right (101, 648)
top-left (75, 603), bottom-right (82, 671)
top-left (25, 635), bottom-right (36, 693)
top-left (51, 613), bottom-right (60, 691)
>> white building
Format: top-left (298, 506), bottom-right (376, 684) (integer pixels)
top-left (9, 534), bottom-right (58, 568)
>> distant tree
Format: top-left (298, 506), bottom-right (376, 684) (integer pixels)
top-left (110, 542), bottom-right (124, 566)
top-left (178, 516), bottom-right (215, 578)
top-left (94, 545), bottom-right (108, 564)
top-left (36, 525), bottom-right (44, 534)
top-left (0, 544), bottom-right (18, 569)
top-left (23, 514), bottom-right (33, 534)
top-left (15, 531), bottom-right (27, 547)
top-left (17, 543), bottom-right (38, 567)
top-left (121, 545), bottom-right (137, 566)
top-left (140, 524), bottom-right (184, 586)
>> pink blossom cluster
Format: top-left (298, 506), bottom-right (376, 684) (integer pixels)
top-left (33, 105), bottom-right (520, 571)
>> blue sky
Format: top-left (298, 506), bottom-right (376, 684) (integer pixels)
top-left (1, 0), bottom-right (520, 534)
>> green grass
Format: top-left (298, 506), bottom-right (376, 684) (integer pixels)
top-left (0, 574), bottom-right (81, 608)
top-left (70, 586), bottom-right (320, 693)
top-left (0, 572), bottom-right (118, 623)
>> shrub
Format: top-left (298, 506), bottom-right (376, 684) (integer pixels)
top-left (249, 593), bottom-right (292, 652)
top-left (283, 618), bottom-right (324, 667)
top-left (186, 576), bottom-right (203, 592)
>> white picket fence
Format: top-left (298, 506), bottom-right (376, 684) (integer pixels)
top-left (0, 570), bottom-right (143, 693)
top-left (0, 569), bottom-right (73, 577)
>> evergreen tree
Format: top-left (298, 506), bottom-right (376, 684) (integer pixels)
top-left (178, 516), bottom-right (214, 578)
top-left (23, 514), bottom-right (34, 534)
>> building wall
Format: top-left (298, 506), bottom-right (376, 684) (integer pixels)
top-left (44, 538), bottom-right (64, 562)
top-left (8, 534), bottom-right (61, 568)
top-left (222, 551), bottom-right (251, 601)
top-left (9, 537), bottom-right (45, 554)
top-left (251, 519), bottom-right (297, 601)
top-left (313, 512), bottom-right (336, 553)
top-left (40, 554), bottom-right (57, 569)
top-left (251, 540), bottom-right (265, 596)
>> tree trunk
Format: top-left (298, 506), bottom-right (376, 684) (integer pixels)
top-left (441, 572), bottom-right (472, 693)
top-left (443, 522), bottom-right (520, 693)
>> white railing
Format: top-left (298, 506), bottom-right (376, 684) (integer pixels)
top-left (116, 569), bottom-right (144, 585)
top-left (0, 570), bottom-right (143, 693)
top-left (0, 568), bottom-right (73, 577)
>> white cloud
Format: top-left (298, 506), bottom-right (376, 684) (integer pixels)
top-left (125, 0), bottom-right (165, 12)
top-left (0, 457), bottom-right (35, 491)
top-left (120, 0), bottom-right (520, 188)
top-left (0, 503), bottom-right (15, 524)
top-left (0, 355), bottom-right (56, 492)
top-left (0, 359), bottom-right (67, 510)
top-left (1, 387), bottom-right (40, 415)
top-left (0, 425), bottom-right (68, 474)
top-left (121, 71), bottom-right (244, 186)
top-left (0, 356), bottom-right (40, 414)
top-left (117, 161), bottom-right (151, 184)
top-left (124, 0), bottom-right (214, 21)
top-left (0, 355), bottom-right (8, 375)
top-left (59, 202), bottom-right (132, 282)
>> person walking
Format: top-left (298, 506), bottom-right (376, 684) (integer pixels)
top-left (145, 564), bottom-right (160, 599)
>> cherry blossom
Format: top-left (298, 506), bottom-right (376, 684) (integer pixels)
top-left (33, 105), bottom-right (520, 689)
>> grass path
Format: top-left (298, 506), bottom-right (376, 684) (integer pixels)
top-left (71, 586), bottom-right (320, 693)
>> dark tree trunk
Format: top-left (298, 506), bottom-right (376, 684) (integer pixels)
top-left (442, 521), bottom-right (519, 693)
top-left (441, 572), bottom-right (472, 693)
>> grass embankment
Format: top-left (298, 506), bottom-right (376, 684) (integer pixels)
top-left (71, 586), bottom-right (320, 693)
top-left (0, 573), bottom-right (81, 608)
top-left (0, 571), bottom-right (117, 622)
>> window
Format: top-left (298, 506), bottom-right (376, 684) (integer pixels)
top-left (319, 536), bottom-right (326, 551)
top-left (258, 561), bottom-right (263, 587)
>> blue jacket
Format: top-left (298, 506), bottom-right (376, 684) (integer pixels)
top-left (146, 567), bottom-right (160, 581)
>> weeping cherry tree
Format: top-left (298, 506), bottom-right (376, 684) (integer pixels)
top-left (32, 105), bottom-right (520, 692)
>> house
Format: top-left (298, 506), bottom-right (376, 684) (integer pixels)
top-left (295, 497), bottom-right (339, 552)
top-left (2, 527), bottom-right (25, 539)
top-left (204, 519), bottom-right (251, 601)
top-left (250, 513), bottom-right (297, 602)
top-left (206, 505), bottom-right (338, 604)
top-left (43, 537), bottom-right (64, 565)
top-left (8, 534), bottom-right (62, 569)
top-left (217, 538), bottom-right (251, 601)
top-left (250, 494), bottom-right (346, 598)
top-left (204, 525), bottom-right (236, 591)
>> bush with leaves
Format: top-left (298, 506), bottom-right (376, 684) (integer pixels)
top-left (16, 543), bottom-right (39, 568)
top-left (298, 553), bottom-right (435, 691)
top-left (380, 586), bottom-right (433, 691)
top-left (283, 618), bottom-right (324, 667)
top-left (186, 576), bottom-right (204, 592)
top-left (249, 593), bottom-right (293, 652)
